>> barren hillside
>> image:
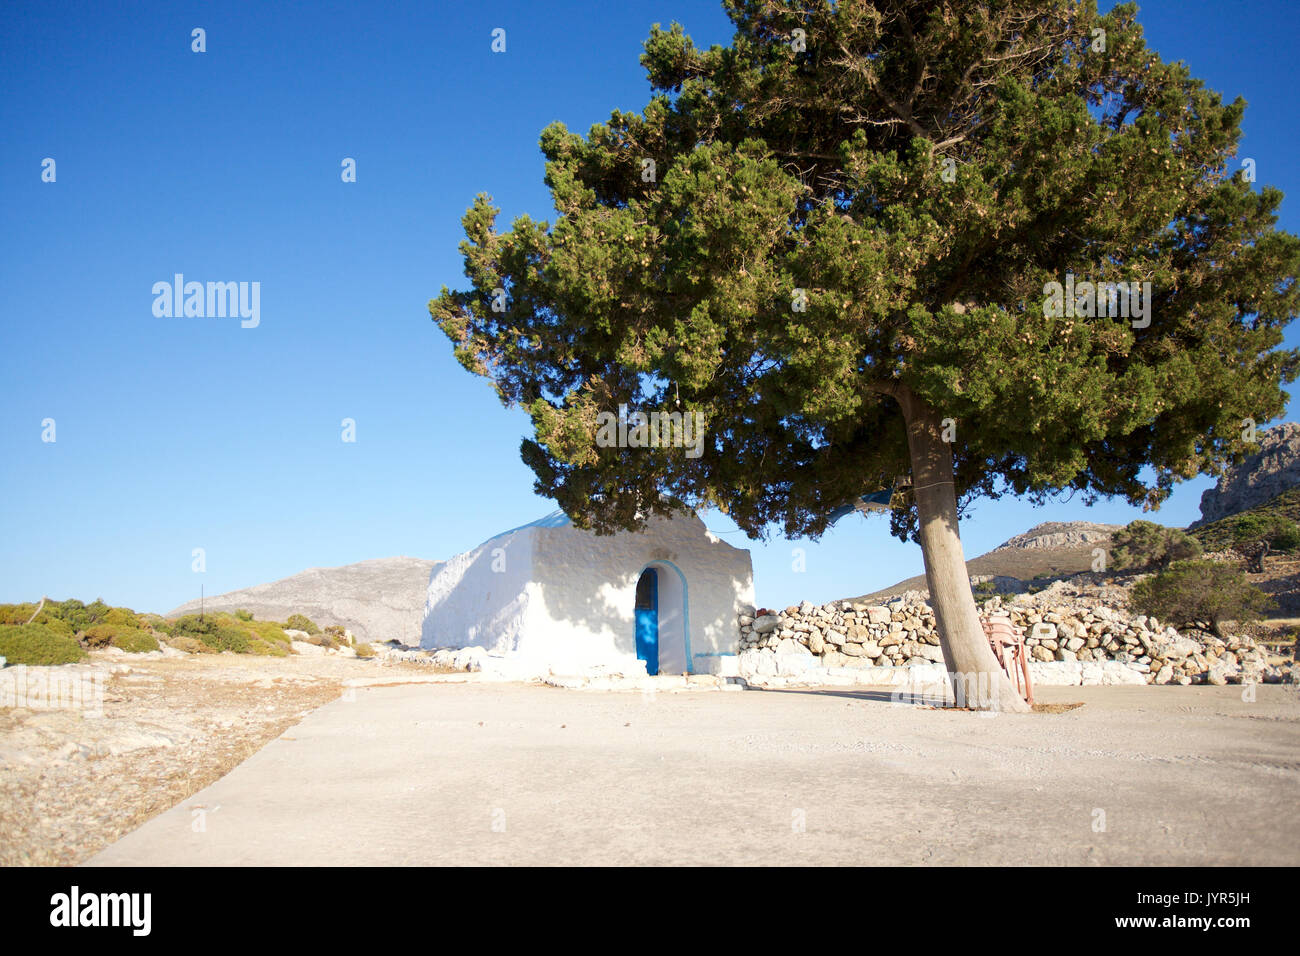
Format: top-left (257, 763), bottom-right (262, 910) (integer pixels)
top-left (168, 557), bottom-right (439, 644)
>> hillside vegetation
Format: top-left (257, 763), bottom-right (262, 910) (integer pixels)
top-left (1187, 487), bottom-right (1300, 553)
top-left (0, 599), bottom-right (349, 666)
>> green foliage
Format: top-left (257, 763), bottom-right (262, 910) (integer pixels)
top-left (235, 609), bottom-right (254, 621)
top-left (353, 642), bottom-right (374, 657)
top-left (204, 626), bottom-right (251, 654)
top-left (1224, 511), bottom-right (1300, 552)
top-left (102, 607), bottom-right (143, 629)
top-left (81, 624), bottom-right (118, 649)
top-left (48, 599), bottom-right (111, 632)
top-left (1129, 559), bottom-right (1275, 635)
top-left (1191, 489), bottom-right (1300, 553)
top-left (165, 635), bottom-right (215, 655)
top-left (1110, 520), bottom-right (1202, 571)
top-left (167, 613), bottom-right (251, 653)
top-left (109, 628), bottom-right (159, 654)
top-left (170, 614), bottom-right (217, 638)
top-left (0, 623), bottom-right (86, 666)
top-left (0, 603), bottom-right (74, 637)
top-left (247, 636), bottom-right (288, 657)
top-left (248, 621), bottom-right (291, 644)
top-left (430, 0), bottom-right (1300, 543)
top-left (285, 614), bottom-right (320, 635)
top-left (0, 601), bottom-right (150, 641)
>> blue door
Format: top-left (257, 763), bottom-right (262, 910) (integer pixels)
top-left (634, 568), bottom-right (659, 675)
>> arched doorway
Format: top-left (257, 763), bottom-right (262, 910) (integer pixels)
top-left (634, 562), bottom-right (691, 675)
top-left (634, 568), bottom-right (659, 675)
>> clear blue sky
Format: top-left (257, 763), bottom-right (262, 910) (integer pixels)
top-left (2, 1), bottom-right (1297, 615)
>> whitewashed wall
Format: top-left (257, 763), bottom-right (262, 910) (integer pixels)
top-left (420, 510), bottom-right (754, 675)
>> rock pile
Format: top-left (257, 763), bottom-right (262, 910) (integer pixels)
top-left (738, 579), bottom-right (1292, 688)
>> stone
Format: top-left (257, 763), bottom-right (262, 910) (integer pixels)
top-left (840, 642), bottom-right (867, 657)
top-left (752, 615), bottom-right (780, 634)
top-left (808, 631), bottom-right (825, 655)
top-left (290, 640), bottom-right (328, 657)
top-left (866, 606), bottom-right (891, 625)
top-left (737, 649), bottom-right (777, 678)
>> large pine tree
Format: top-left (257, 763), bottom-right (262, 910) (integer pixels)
top-left (431, 0), bottom-right (1300, 711)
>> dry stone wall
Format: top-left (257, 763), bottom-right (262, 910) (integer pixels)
top-left (737, 581), bottom-right (1286, 689)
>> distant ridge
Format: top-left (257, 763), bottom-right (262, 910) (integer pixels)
top-left (167, 556), bottom-right (439, 644)
top-left (989, 521), bottom-right (1121, 552)
top-left (852, 521), bottom-right (1121, 602)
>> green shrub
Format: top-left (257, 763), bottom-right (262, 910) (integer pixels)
top-left (247, 636), bottom-right (288, 657)
top-left (110, 629), bottom-right (159, 653)
top-left (353, 642), bottom-right (374, 657)
top-left (1224, 512), bottom-right (1300, 553)
top-left (0, 623), bottom-right (86, 666)
top-left (81, 624), bottom-right (118, 649)
top-left (166, 635), bottom-right (214, 654)
top-left (198, 625), bottom-right (251, 654)
top-left (285, 614), bottom-right (320, 635)
top-left (0, 604), bottom-right (77, 638)
top-left (102, 606), bottom-right (143, 629)
top-left (1130, 559), bottom-right (1275, 637)
top-left (235, 609), bottom-right (254, 621)
top-left (249, 621), bottom-right (291, 644)
top-left (81, 623), bottom-right (161, 653)
top-left (170, 614), bottom-right (217, 637)
top-left (1111, 521), bottom-right (1202, 571)
top-left (0, 603), bottom-right (41, 625)
top-left (48, 599), bottom-right (111, 632)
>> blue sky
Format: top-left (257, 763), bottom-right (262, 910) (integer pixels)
top-left (2, 0), bottom-right (1297, 615)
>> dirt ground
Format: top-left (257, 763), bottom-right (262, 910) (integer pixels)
top-left (0, 651), bottom-right (433, 865)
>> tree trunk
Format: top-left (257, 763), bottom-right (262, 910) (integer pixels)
top-left (896, 385), bottom-right (1032, 713)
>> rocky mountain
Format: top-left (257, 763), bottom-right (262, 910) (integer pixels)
top-left (1193, 422), bottom-right (1300, 527)
top-left (855, 521), bottom-right (1120, 602)
top-left (988, 521), bottom-right (1121, 552)
top-left (167, 557), bottom-right (439, 644)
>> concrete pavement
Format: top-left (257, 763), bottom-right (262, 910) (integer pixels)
top-left (88, 682), bottom-right (1300, 866)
